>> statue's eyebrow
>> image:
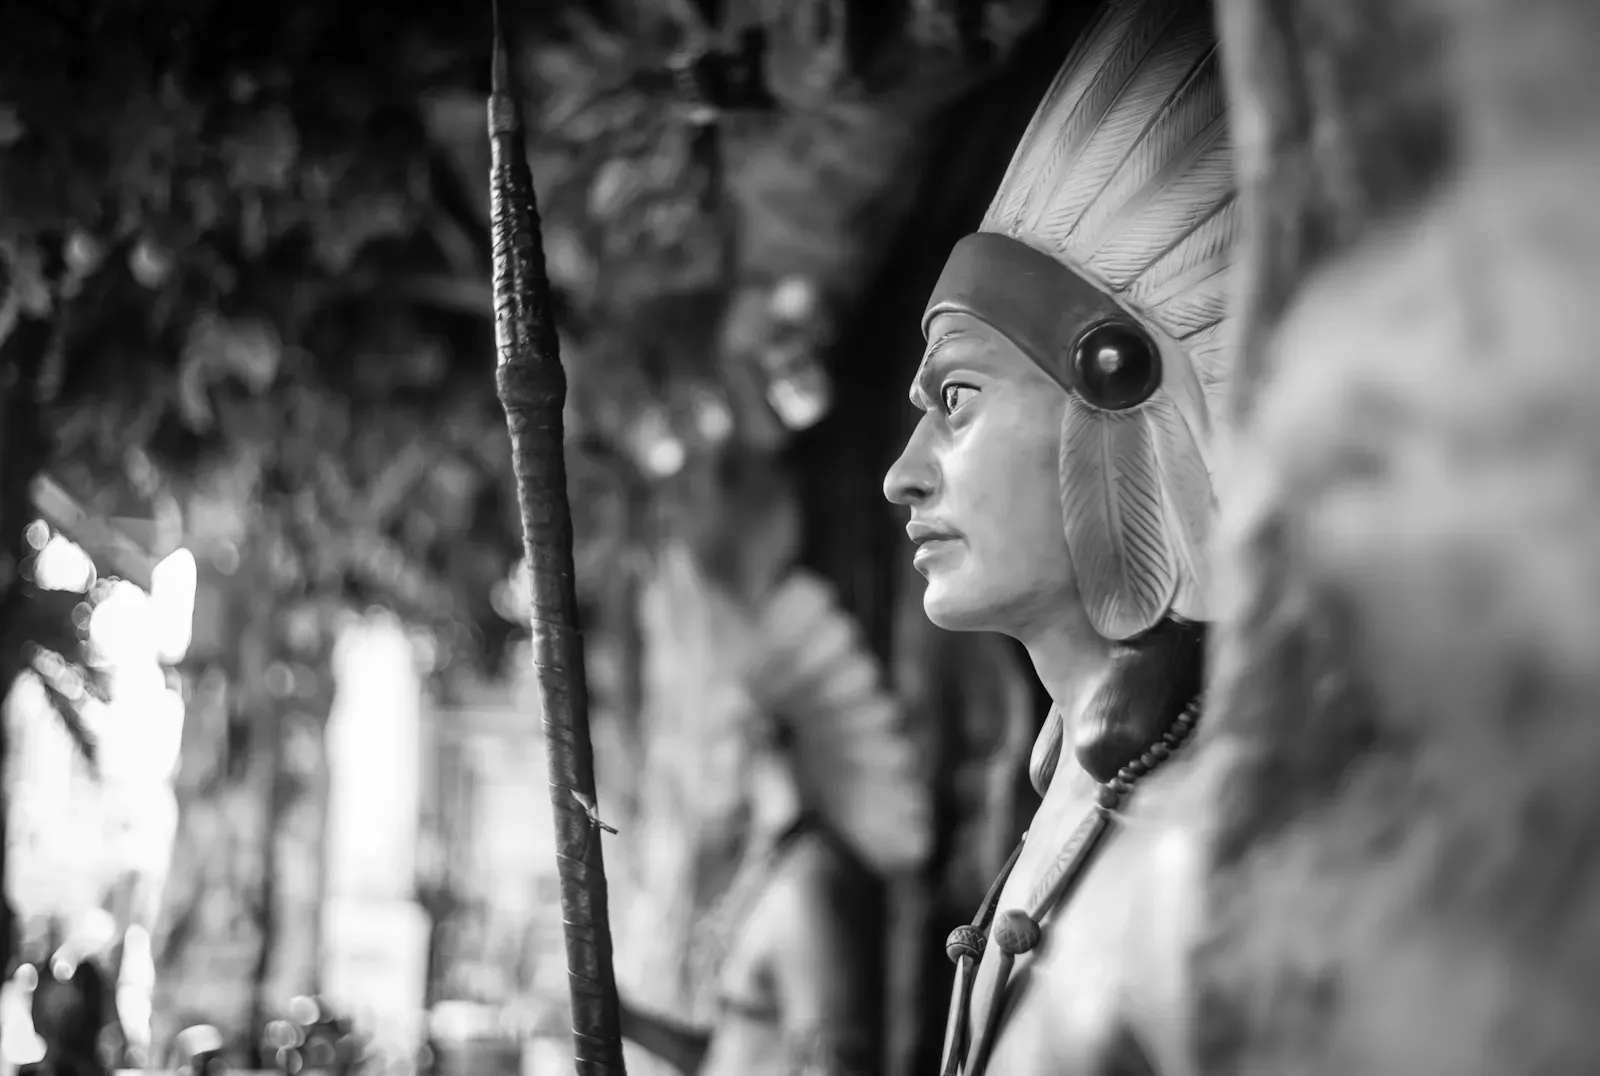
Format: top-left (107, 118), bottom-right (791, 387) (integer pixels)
top-left (909, 328), bottom-right (966, 409)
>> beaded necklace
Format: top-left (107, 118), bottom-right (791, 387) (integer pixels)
top-left (938, 696), bottom-right (1203, 1076)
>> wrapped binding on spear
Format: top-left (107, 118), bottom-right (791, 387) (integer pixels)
top-left (486, 2), bottom-right (627, 1072)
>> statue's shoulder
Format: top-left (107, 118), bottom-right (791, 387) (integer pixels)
top-left (1028, 703), bottom-right (1066, 795)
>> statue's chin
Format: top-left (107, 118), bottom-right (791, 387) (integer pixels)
top-left (922, 581), bottom-right (993, 634)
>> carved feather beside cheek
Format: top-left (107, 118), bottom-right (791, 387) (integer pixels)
top-left (1144, 391), bottom-right (1214, 621)
top-left (1060, 392), bottom-right (1178, 640)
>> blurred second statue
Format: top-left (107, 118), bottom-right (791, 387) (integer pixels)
top-left (600, 448), bottom-right (931, 1076)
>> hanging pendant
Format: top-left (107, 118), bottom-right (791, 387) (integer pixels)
top-left (964, 806), bottom-right (1111, 1076)
top-left (938, 838), bottom-right (1025, 1075)
top-left (1023, 803), bottom-right (1113, 921)
top-left (940, 937), bottom-right (981, 1076)
top-left (937, 696), bottom-right (1203, 1076)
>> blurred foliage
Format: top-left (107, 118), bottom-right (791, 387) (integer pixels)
top-left (0, 0), bottom-right (1053, 1040)
top-left (0, 1), bottom-right (525, 676)
top-left (0, 0), bottom-right (1048, 681)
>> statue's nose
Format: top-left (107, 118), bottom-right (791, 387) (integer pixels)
top-left (884, 423), bottom-right (937, 507)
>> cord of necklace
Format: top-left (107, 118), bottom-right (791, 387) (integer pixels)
top-left (957, 695), bottom-right (1204, 1076)
top-left (939, 838), bottom-right (1026, 1076)
top-left (1023, 695), bottom-right (1202, 918)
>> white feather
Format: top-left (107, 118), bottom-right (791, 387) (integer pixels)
top-left (1144, 391), bottom-right (1215, 620)
top-left (986, 0), bottom-right (1143, 234)
top-left (1059, 393), bottom-right (1178, 639)
top-left (1088, 127), bottom-right (1233, 289)
top-left (1069, 38), bottom-right (1224, 254)
top-left (1014, 0), bottom-right (1188, 239)
top-left (1150, 263), bottom-right (1230, 337)
top-left (1183, 321), bottom-right (1233, 416)
top-left (744, 570), bottom-right (931, 873)
top-left (1037, 10), bottom-right (1218, 253)
top-left (1130, 195), bottom-right (1237, 308)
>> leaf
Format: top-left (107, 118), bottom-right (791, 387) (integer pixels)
top-left (1059, 393), bottom-right (1176, 639)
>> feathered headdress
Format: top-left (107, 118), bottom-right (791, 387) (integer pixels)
top-left (923, 0), bottom-right (1234, 641)
top-left (745, 569), bottom-right (932, 875)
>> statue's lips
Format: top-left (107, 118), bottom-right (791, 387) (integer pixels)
top-left (907, 521), bottom-right (960, 546)
top-left (907, 522), bottom-right (962, 570)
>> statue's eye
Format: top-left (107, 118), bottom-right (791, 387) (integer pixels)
top-left (1070, 320), bottom-right (1162, 411)
top-left (941, 383), bottom-right (977, 415)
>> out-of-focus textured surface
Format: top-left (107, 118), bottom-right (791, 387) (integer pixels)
top-left (602, 442), bottom-right (929, 1075)
top-left (1199, 0), bottom-right (1600, 1072)
top-left (0, 0), bottom-right (1056, 1042)
top-left (419, 0), bottom-right (1053, 449)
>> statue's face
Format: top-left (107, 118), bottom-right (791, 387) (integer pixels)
top-left (884, 311), bottom-right (1076, 635)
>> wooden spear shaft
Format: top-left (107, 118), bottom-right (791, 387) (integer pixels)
top-left (486, 3), bottom-right (627, 1072)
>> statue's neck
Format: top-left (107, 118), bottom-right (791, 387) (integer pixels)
top-left (1023, 614), bottom-right (1207, 787)
top-left (1020, 605), bottom-right (1116, 721)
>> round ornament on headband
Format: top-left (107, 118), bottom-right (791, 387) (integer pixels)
top-left (922, 231), bottom-right (1164, 414)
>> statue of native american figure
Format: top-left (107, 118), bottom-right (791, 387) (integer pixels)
top-left (883, 0), bottom-right (1231, 1073)
top-left (617, 454), bottom-right (931, 1076)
